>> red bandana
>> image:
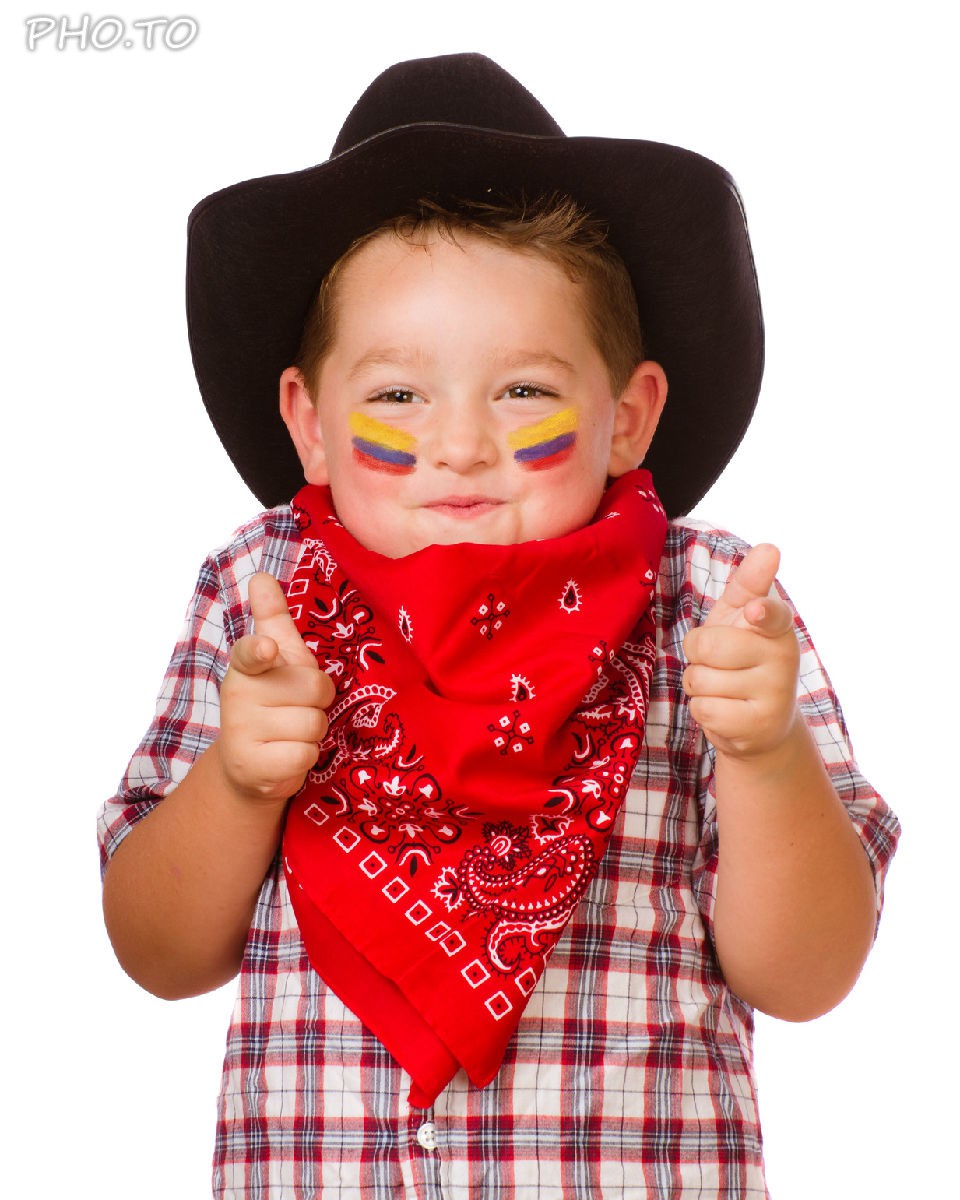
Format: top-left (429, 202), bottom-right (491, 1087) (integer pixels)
top-left (281, 469), bottom-right (667, 1107)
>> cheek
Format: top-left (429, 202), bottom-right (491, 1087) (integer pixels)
top-left (507, 407), bottom-right (578, 473)
top-left (346, 412), bottom-right (418, 476)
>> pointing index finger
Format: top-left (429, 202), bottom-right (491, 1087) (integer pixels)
top-left (704, 544), bottom-right (781, 629)
top-left (248, 573), bottom-right (317, 668)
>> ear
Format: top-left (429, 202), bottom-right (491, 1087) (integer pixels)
top-left (607, 360), bottom-right (668, 478)
top-left (279, 366), bottom-right (329, 485)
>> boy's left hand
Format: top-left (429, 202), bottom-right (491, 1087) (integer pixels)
top-left (682, 544), bottom-right (800, 760)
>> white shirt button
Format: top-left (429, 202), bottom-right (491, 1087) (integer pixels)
top-left (416, 1121), bottom-right (438, 1152)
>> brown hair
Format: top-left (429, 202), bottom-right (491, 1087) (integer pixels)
top-left (294, 193), bottom-right (644, 398)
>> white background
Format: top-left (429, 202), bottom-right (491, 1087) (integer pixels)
top-left (2, 2), bottom-right (955, 1195)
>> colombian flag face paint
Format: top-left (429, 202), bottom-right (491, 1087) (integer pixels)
top-left (507, 408), bottom-right (578, 471)
top-left (350, 412), bottom-right (418, 475)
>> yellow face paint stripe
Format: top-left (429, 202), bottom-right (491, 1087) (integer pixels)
top-left (349, 411), bottom-right (418, 453)
top-left (507, 407), bottom-right (578, 452)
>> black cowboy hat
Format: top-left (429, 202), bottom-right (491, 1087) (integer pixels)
top-left (186, 52), bottom-right (763, 519)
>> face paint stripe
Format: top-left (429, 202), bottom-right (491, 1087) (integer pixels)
top-left (514, 431), bottom-right (576, 464)
top-left (352, 446), bottom-right (416, 475)
top-left (349, 411), bottom-right (417, 453)
top-left (507, 407), bottom-right (578, 452)
top-left (523, 442), bottom-right (577, 471)
top-left (352, 438), bottom-right (417, 469)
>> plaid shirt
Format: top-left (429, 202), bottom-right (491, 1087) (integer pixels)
top-left (98, 507), bottom-right (900, 1200)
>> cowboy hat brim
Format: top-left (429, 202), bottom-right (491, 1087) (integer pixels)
top-left (187, 123), bottom-right (763, 518)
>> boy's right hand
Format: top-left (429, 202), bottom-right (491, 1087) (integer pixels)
top-left (218, 572), bottom-right (334, 804)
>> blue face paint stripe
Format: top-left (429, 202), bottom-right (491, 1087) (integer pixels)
top-left (513, 431), bottom-right (576, 464)
top-left (352, 437), bottom-right (417, 468)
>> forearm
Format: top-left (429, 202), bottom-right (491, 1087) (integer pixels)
top-left (102, 739), bottom-right (288, 1001)
top-left (711, 713), bottom-right (877, 1021)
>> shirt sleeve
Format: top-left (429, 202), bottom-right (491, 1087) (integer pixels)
top-left (96, 507), bottom-right (300, 877)
top-left (683, 524), bottom-right (901, 942)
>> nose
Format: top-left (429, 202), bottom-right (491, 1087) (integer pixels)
top-left (424, 399), bottom-right (499, 473)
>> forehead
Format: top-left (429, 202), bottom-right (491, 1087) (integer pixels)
top-left (336, 226), bottom-right (573, 289)
top-left (327, 229), bottom-right (592, 347)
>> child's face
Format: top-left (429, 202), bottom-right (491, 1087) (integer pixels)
top-left (281, 231), bottom-right (665, 558)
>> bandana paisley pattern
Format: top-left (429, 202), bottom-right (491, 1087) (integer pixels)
top-left (281, 469), bottom-right (667, 1106)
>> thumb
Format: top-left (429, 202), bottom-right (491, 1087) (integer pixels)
top-left (248, 573), bottom-right (317, 668)
top-left (742, 593), bottom-right (795, 639)
top-left (704, 543), bottom-right (781, 628)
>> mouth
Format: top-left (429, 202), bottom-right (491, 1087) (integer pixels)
top-left (422, 495), bottom-right (506, 518)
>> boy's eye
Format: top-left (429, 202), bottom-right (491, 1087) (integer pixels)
top-left (505, 383), bottom-right (553, 400)
top-left (371, 388), bottom-right (420, 404)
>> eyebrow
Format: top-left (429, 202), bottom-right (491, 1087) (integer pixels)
top-left (346, 347), bottom-right (577, 379)
top-left (493, 350), bottom-right (577, 375)
top-left (346, 348), bottom-right (429, 380)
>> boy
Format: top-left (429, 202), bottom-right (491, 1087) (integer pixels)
top-left (99, 53), bottom-right (899, 1198)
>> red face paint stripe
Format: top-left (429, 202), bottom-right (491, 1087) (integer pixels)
top-left (516, 436), bottom-right (576, 472)
top-left (352, 446), bottom-right (416, 475)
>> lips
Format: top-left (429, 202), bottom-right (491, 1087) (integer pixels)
top-left (423, 495), bottom-right (505, 517)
